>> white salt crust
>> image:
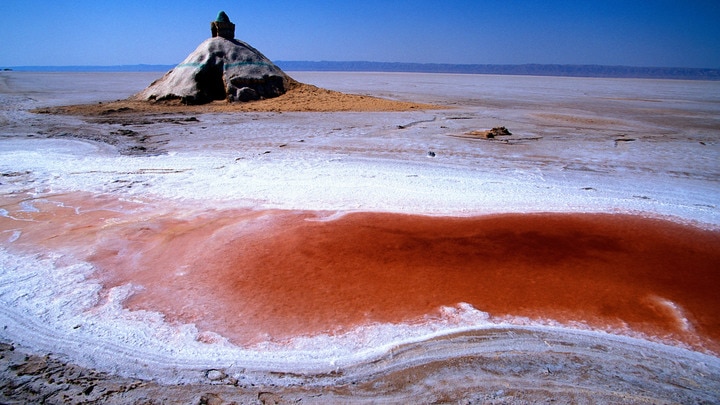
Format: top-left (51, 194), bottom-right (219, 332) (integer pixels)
top-left (1, 72), bottom-right (719, 384)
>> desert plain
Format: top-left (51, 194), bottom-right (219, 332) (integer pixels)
top-left (0, 71), bottom-right (719, 403)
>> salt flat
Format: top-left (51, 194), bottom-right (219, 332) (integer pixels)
top-left (0, 71), bottom-right (719, 403)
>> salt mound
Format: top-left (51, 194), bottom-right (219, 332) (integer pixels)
top-left (135, 11), bottom-right (291, 104)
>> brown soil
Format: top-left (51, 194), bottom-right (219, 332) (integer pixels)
top-left (33, 80), bottom-right (442, 116)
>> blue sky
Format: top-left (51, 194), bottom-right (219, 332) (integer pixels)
top-left (1, 1), bottom-right (719, 68)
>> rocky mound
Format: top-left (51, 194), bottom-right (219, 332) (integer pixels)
top-left (135, 12), bottom-right (291, 104)
top-left (34, 11), bottom-right (442, 115)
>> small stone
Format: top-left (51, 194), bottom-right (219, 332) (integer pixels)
top-left (206, 369), bottom-right (226, 381)
top-left (235, 87), bottom-right (259, 102)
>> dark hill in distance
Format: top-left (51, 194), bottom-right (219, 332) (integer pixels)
top-left (6, 62), bottom-right (719, 80)
top-left (276, 61), bottom-right (720, 81)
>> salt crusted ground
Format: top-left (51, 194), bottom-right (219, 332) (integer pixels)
top-left (0, 71), bottom-right (719, 403)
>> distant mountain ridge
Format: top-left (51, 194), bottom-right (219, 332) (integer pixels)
top-left (5, 62), bottom-right (719, 80)
top-left (276, 61), bottom-right (720, 80)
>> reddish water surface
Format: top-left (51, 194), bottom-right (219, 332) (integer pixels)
top-left (95, 209), bottom-right (720, 351)
top-left (2, 194), bottom-right (719, 351)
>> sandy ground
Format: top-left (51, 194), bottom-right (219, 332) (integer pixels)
top-left (1, 71), bottom-right (719, 403)
top-left (34, 79), bottom-right (439, 115)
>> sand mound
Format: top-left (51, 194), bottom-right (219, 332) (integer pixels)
top-left (34, 80), bottom-right (440, 115)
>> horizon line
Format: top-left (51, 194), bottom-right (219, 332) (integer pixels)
top-left (3, 61), bottom-right (719, 80)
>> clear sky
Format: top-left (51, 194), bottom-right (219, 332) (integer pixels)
top-left (1, 0), bottom-right (719, 68)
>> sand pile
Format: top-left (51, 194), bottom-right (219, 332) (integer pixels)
top-left (36, 80), bottom-right (437, 116)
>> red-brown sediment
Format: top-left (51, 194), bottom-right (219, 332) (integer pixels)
top-left (2, 193), bottom-right (719, 352)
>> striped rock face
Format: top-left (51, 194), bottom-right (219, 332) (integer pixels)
top-left (136, 37), bottom-right (290, 104)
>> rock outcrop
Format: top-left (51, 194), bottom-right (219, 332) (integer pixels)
top-left (136, 11), bottom-right (291, 104)
top-left (210, 11), bottom-right (235, 40)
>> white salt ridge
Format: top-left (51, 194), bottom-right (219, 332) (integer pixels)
top-left (648, 295), bottom-right (694, 332)
top-left (0, 138), bottom-right (717, 229)
top-left (5, 230), bottom-right (21, 243)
